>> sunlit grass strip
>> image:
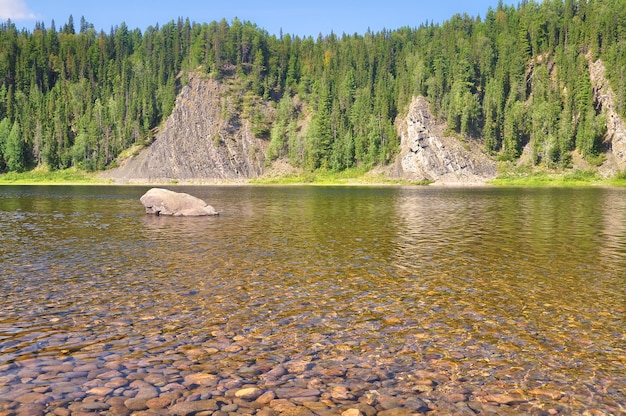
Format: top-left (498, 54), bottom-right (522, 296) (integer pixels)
top-left (0, 168), bottom-right (104, 184)
top-left (251, 167), bottom-right (432, 186)
top-left (490, 169), bottom-right (608, 186)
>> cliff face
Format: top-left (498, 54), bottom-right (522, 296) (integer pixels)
top-left (105, 79), bottom-right (498, 184)
top-left (589, 58), bottom-right (626, 174)
top-left (103, 74), bottom-right (268, 183)
top-left (392, 96), bottom-right (497, 183)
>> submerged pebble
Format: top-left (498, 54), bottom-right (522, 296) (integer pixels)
top-left (1, 186), bottom-right (624, 415)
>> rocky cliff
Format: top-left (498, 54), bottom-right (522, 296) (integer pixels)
top-left (392, 96), bottom-right (497, 183)
top-left (103, 73), bottom-right (499, 184)
top-left (103, 74), bottom-right (268, 183)
top-left (589, 57), bottom-right (626, 174)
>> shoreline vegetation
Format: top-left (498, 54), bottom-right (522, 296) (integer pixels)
top-left (1, 166), bottom-right (626, 187)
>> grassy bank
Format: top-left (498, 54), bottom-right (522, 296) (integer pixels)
top-left (0, 168), bottom-right (106, 185)
top-left (2, 165), bottom-right (626, 187)
top-left (490, 167), bottom-right (626, 187)
top-left (250, 167), bottom-right (432, 186)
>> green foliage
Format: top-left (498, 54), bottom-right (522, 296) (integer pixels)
top-left (0, 167), bottom-right (101, 183)
top-left (0, 0), bottom-right (625, 175)
top-left (491, 166), bottom-right (602, 186)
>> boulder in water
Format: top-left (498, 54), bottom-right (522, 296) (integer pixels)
top-left (140, 188), bottom-right (219, 216)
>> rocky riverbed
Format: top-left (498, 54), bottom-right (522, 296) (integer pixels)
top-left (1, 185), bottom-right (624, 416)
top-left (0, 319), bottom-right (623, 416)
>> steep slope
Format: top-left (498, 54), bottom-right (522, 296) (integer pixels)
top-left (392, 97), bottom-right (497, 183)
top-left (589, 58), bottom-right (626, 175)
top-left (104, 75), bottom-right (499, 184)
top-left (102, 74), bottom-right (268, 183)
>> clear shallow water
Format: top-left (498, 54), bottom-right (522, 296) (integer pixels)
top-left (0, 185), bottom-right (624, 414)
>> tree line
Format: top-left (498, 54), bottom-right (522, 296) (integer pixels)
top-left (0, 0), bottom-right (624, 173)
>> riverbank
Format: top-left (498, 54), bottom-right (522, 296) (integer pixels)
top-left (2, 167), bottom-right (626, 187)
top-left (0, 168), bottom-right (107, 185)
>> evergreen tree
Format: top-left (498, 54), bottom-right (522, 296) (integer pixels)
top-left (0, 0), bottom-right (624, 174)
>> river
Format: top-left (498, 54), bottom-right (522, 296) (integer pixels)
top-left (0, 185), bottom-right (624, 415)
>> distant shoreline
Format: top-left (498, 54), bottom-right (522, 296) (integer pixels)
top-left (2, 168), bottom-right (625, 188)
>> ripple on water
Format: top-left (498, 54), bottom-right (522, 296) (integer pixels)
top-left (0, 186), bottom-right (624, 414)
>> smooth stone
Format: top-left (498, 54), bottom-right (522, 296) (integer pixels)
top-left (275, 388), bottom-right (320, 399)
top-left (349, 404), bottom-right (378, 416)
top-left (445, 393), bottom-right (468, 403)
top-left (76, 402), bottom-right (110, 411)
top-left (302, 402), bottom-right (330, 413)
top-left (135, 387), bottom-right (159, 399)
top-left (378, 409), bottom-right (414, 416)
top-left (255, 390), bottom-right (277, 405)
top-left (257, 410), bottom-right (279, 416)
top-left (86, 387), bottom-right (113, 396)
top-left (104, 378), bottom-right (129, 389)
top-left (331, 386), bottom-right (354, 401)
top-left (167, 400), bottom-right (219, 415)
top-left (275, 406), bottom-right (315, 416)
top-left (146, 396), bottom-right (173, 409)
top-left (284, 360), bottom-right (313, 373)
top-left (144, 374), bottom-right (168, 387)
top-left (263, 365), bottom-right (288, 379)
top-left (124, 397), bottom-right (149, 411)
top-left (220, 403), bottom-right (239, 412)
top-left (14, 392), bottom-right (46, 404)
top-left (377, 395), bottom-right (405, 410)
top-left (342, 409), bottom-right (363, 416)
top-left (270, 399), bottom-right (297, 412)
top-left (235, 387), bottom-right (264, 400)
top-left (482, 394), bottom-right (525, 405)
top-left (15, 403), bottom-right (45, 416)
top-left (184, 373), bottom-right (218, 387)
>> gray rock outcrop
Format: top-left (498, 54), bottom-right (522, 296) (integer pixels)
top-left (588, 57), bottom-right (626, 174)
top-left (393, 96), bottom-right (496, 183)
top-left (140, 188), bottom-right (219, 216)
top-left (103, 74), bottom-right (268, 183)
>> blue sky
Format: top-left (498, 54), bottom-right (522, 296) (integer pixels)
top-left (2, 0), bottom-right (514, 37)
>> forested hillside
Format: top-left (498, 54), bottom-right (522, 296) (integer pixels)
top-left (0, 0), bottom-right (624, 174)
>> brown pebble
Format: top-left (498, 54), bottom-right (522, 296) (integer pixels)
top-left (146, 396), bottom-right (173, 409)
top-left (124, 397), bottom-right (148, 411)
top-left (183, 373), bottom-right (218, 387)
top-left (255, 390), bottom-right (277, 405)
top-left (235, 387), bottom-right (264, 400)
top-left (270, 398), bottom-right (297, 412)
top-left (15, 403), bottom-right (45, 416)
top-left (275, 388), bottom-right (320, 399)
top-left (86, 386), bottom-right (113, 396)
top-left (482, 393), bottom-right (525, 405)
top-left (377, 409), bottom-right (413, 416)
top-left (166, 399), bottom-right (219, 415)
top-left (14, 392), bottom-right (46, 404)
top-left (445, 393), bottom-right (468, 403)
top-left (257, 410), bottom-right (279, 416)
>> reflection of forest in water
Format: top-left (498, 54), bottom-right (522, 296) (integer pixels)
top-left (392, 186), bottom-right (625, 381)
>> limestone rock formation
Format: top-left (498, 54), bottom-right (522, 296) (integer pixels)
top-left (103, 74), bottom-right (268, 183)
top-left (588, 57), bottom-right (626, 174)
top-left (140, 188), bottom-right (219, 216)
top-left (393, 96), bottom-right (496, 183)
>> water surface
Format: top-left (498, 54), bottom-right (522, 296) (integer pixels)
top-left (0, 185), bottom-right (624, 414)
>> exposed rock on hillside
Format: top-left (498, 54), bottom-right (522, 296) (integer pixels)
top-left (589, 58), bottom-right (626, 174)
top-left (103, 74), bottom-right (268, 183)
top-left (104, 75), bottom-right (498, 184)
top-left (392, 97), bottom-right (496, 183)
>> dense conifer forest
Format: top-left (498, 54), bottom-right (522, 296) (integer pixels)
top-left (0, 0), bottom-right (624, 173)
